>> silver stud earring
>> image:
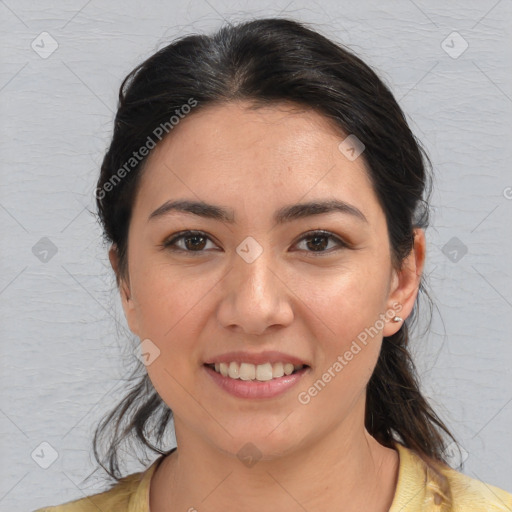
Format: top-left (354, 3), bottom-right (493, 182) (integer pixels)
top-left (392, 316), bottom-right (403, 323)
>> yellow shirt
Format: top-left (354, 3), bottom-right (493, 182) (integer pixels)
top-left (34, 442), bottom-right (512, 511)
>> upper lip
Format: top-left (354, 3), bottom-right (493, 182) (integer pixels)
top-left (204, 351), bottom-right (310, 367)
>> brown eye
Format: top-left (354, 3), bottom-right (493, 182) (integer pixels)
top-left (162, 230), bottom-right (217, 254)
top-left (161, 229), bottom-right (348, 256)
top-left (294, 230), bottom-right (347, 254)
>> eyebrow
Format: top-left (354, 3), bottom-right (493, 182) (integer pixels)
top-left (147, 198), bottom-right (368, 225)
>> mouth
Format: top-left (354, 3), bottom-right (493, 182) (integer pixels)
top-left (204, 361), bottom-right (309, 381)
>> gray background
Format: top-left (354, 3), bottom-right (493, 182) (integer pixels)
top-left (1, 1), bottom-right (511, 510)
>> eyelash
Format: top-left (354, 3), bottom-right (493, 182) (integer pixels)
top-left (160, 229), bottom-right (349, 256)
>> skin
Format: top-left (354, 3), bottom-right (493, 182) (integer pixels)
top-left (109, 101), bottom-right (426, 512)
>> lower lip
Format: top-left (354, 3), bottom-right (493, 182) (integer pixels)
top-left (203, 364), bottom-right (309, 399)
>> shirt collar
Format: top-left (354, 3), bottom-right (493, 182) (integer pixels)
top-left (389, 441), bottom-right (452, 511)
top-left (128, 453), bottom-right (167, 512)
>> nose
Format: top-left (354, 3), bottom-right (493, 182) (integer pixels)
top-left (216, 248), bottom-right (294, 335)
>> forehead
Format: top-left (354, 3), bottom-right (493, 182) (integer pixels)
top-left (133, 101), bottom-right (380, 222)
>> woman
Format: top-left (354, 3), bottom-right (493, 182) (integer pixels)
top-left (35, 17), bottom-right (512, 512)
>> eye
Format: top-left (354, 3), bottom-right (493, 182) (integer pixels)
top-left (161, 229), bottom-right (348, 256)
top-left (293, 230), bottom-right (348, 255)
top-left (161, 230), bottom-right (218, 254)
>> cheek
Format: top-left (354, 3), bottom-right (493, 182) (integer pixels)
top-left (130, 266), bottom-right (215, 392)
top-left (291, 263), bottom-right (389, 397)
top-left (292, 262), bottom-right (390, 341)
top-left (133, 264), bottom-right (210, 337)
top-left (293, 275), bottom-right (386, 416)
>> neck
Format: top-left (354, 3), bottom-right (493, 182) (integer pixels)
top-left (149, 402), bottom-right (399, 512)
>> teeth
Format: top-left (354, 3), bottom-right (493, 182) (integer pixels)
top-left (273, 362), bottom-right (284, 378)
top-left (239, 362), bottom-right (256, 380)
top-left (255, 362), bottom-right (273, 381)
top-left (284, 363), bottom-right (295, 376)
top-left (228, 361), bottom-right (240, 379)
top-left (213, 362), bottom-right (305, 381)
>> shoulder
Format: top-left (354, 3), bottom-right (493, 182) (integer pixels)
top-left (395, 442), bottom-right (512, 511)
top-left (440, 465), bottom-right (512, 512)
top-left (32, 464), bottom-right (154, 512)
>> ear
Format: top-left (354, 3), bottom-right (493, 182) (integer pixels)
top-left (108, 245), bottom-right (140, 337)
top-left (382, 228), bottom-right (426, 337)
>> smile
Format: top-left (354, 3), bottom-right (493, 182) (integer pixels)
top-left (206, 361), bottom-right (306, 381)
top-left (203, 363), bottom-right (310, 399)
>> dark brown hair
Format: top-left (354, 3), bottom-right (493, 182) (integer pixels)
top-left (93, 17), bottom-right (457, 481)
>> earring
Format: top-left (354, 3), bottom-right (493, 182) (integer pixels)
top-left (393, 316), bottom-right (403, 323)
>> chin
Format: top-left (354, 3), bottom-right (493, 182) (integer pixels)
top-left (212, 428), bottom-right (306, 464)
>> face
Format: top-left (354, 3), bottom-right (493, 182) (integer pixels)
top-left (111, 101), bottom-right (423, 460)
